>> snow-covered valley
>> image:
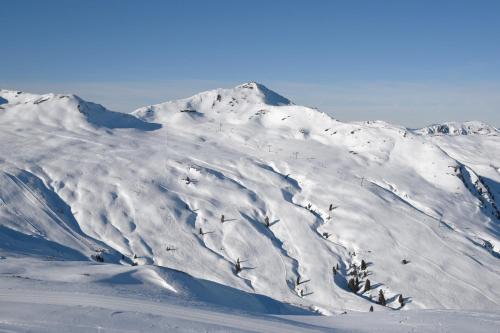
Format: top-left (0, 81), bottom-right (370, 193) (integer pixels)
top-left (0, 83), bottom-right (499, 332)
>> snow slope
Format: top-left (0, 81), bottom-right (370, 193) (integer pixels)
top-left (1, 257), bottom-right (499, 332)
top-left (0, 83), bottom-right (499, 331)
top-left (0, 257), bottom-right (318, 333)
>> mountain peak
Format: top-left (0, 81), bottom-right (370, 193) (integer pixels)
top-left (233, 82), bottom-right (292, 106)
top-left (132, 82), bottom-right (293, 122)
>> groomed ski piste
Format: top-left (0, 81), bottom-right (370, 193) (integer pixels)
top-left (0, 83), bottom-right (499, 332)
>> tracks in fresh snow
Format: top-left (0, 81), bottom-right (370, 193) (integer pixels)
top-left (1, 169), bottom-right (102, 256)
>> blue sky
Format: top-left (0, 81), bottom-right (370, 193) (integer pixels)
top-left (1, 0), bottom-right (499, 127)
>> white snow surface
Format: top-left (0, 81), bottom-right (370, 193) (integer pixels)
top-left (0, 83), bottom-right (499, 331)
top-left (415, 120), bottom-right (499, 136)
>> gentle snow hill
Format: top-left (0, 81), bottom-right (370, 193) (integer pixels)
top-left (0, 89), bottom-right (160, 131)
top-left (1, 258), bottom-right (499, 333)
top-left (0, 83), bottom-right (499, 326)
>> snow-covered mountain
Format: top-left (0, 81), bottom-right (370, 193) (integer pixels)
top-left (133, 82), bottom-right (292, 123)
top-left (0, 89), bottom-right (160, 131)
top-left (416, 121), bottom-right (499, 136)
top-left (0, 83), bottom-right (499, 331)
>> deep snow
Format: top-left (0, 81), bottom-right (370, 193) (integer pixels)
top-left (0, 83), bottom-right (499, 331)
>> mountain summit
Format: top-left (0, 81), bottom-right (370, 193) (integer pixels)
top-left (133, 82), bottom-right (293, 123)
top-left (235, 82), bottom-right (292, 106)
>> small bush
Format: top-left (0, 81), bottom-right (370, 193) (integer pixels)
top-left (93, 254), bottom-right (104, 262)
top-left (348, 278), bottom-right (359, 292)
top-left (235, 258), bottom-right (242, 273)
top-left (378, 289), bottom-right (386, 306)
top-left (398, 294), bottom-right (404, 307)
top-left (364, 279), bottom-right (371, 292)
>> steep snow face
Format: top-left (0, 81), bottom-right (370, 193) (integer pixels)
top-left (0, 167), bottom-right (92, 259)
top-left (416, 121), bottom-right (499, 136)
top-left (0, 83), bottom-right (499, 316)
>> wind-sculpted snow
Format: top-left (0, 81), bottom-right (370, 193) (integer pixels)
top-left (0, 83), bottom-right (499, 321)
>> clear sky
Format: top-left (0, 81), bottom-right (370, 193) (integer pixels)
top-left (1, 0), bottom-right (499, 127)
